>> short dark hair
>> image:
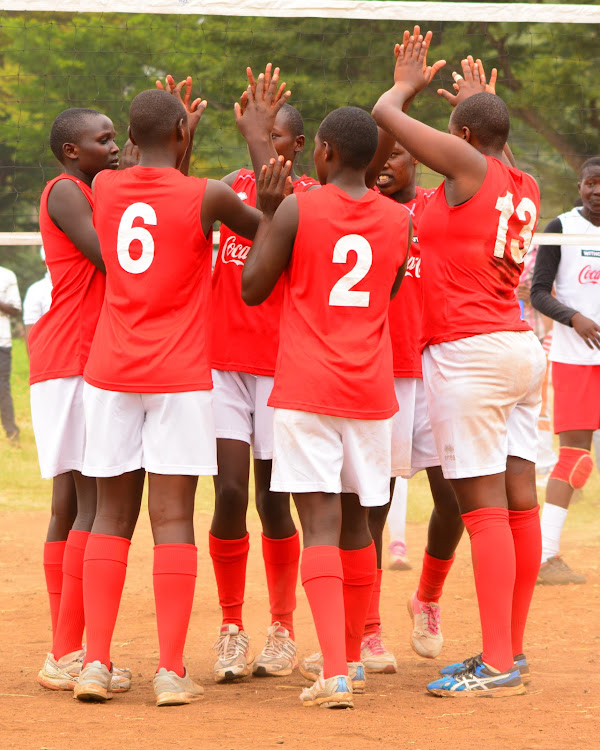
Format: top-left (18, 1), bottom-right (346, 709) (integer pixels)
top-left (278, 103), bottom-right (304, 138)
top-left (49, 108), bottom-right (104, 162)
top-left (579, 156), bottom-right (600, 177)
top-left (129, 89), bottom-right (186, 149)
top-left (317, 106), bottom-right (378, 170)
top-left (451, 92), bottom-right (510, 150)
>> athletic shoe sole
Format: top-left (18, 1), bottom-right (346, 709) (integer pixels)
top-left (214, 661), bottom-right (254, 683)
top-left (252, 663), bottom-right (295, 677)
top-left (73, 683), bottom-right (113, 702)
top-left (428, 683), bottom-right (527, 698)
top-left (156, 690), bottom-right (204, 707)
top-left (363, 663), bottom-right (397, 675)
top-left (302, 691), bottom-right (353, 709)
top-left (299, 664), bottom-right (319, 683)
top-left (37, 671), bottom-right (76, 691)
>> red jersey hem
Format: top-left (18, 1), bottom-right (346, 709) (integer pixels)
top-left (83, 375), bottom-right (213, 393)
top-left (30, 368), bottom-right (83, 386)
top-left (424, 323), bottom-right (531, 349)
top-left (393, 368), bottom-right (423, 379)
top-left (268, 399), bottom-right (398, 420)
top-left (211, 361), bottom-right (275, 377)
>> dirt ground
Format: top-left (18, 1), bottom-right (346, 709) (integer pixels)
top-left (0, 509), bottom-right (598, 750)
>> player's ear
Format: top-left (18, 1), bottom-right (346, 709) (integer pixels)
top-left (412, 158), bottom-right (419, 167)
top-left (323, 141), bottom-right (333, 162)
top-left (461, 126), bottom-right (471, 142)
top-left (127, 126), bottom-right (138, 147)
top-left (62, 142), bottom-right (78, 162)
top-left (295, 135), bottom-right (305, 153)
top-left (176, 117), bottom-right (187, 142)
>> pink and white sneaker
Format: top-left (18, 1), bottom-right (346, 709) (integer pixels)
top-left (407, 591), bottom-right (443, 658)
top-left (360, 627), bottom-right (397, 674)
top-left (388, 540), bottom-right (412, 571)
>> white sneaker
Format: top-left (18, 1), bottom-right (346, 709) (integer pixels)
top-left (407, 591), bottom-right (443, 658)
top-left (360, 628), bottom-right (398, 674)
top-left (212, 624), bottom-right (253, 682)
top-left (299, 674), bottom-right (353, 709)
top-left (154, 668), bottom-right (204, 707)
top-left (299, 653), bottom-right (365, 693)
top-left (73, 660), bottom-right (113, 702)
top-left (253, 623), bottom-right (297, 676)
top-left (38, 649), bottom-right (131, 692)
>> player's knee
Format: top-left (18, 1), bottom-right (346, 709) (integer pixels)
top-left (215, 480), bottom-right (248, 516)
top-left (550, 446), bottom-right (593, 490)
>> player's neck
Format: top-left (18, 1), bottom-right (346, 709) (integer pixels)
top-left (389, 182), bottom-right (417, 204)
top-left (327, 169), bottom-right (370, 199)
top-left (580, 206), bottom-right (600, 226)
top-left (63, 165), bottom-right (93, 187)
top-left (138, 147), bottom-right (179, 169)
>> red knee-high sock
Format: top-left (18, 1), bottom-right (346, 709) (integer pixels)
top-left (509, 506), bottom-right (541, 656)
top-left (43, 540), bottom-right (66, 638)
top-left (262, 532), bottom-right (299, 639)
top-left (209, 532), bottom-right (249, 630)
top-left (363, 568), bottom-right (382, 637)
top-left (52, 530), bottom-right (89, 659)
top-left (82, 534), bottom-right (131, 668)
top-left (462, 507), bottom-right (515, 674)
top-left (300, 546), bottom-right (347, 679)
top-left (340, 542), bottom-right (377, 663)
top-left (154, 544), bottom-right (197, 677)
top-left (417, 550), bottom-right (455, 604)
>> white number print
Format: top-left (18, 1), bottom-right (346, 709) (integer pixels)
top-left (493, 192), bottom-right (537, 263)
top-left (328, 234), bottom-right (373, 308)
top-left (117, 202), bottom-right (157, 274)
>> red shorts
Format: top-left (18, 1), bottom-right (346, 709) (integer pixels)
top-left (552, 362), bottom-right (600, 433)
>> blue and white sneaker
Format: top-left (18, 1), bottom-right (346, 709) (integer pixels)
top-left (428, 655), bottom-right (526, 697)
top-left (440, 653), bottom-right (530, 685)
top-left (299, 674), bottom-right (353, 708)
top-left (299, 654), bottom-right (366, 693)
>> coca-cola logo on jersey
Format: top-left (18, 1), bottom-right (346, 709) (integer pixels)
top-left (222, 235), bottom-right (251, 266)
top-left (404, 255), bottom-right (421, 279)
top-left (578, 265), bottom-right (600, 285)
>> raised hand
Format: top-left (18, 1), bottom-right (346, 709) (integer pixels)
top-left (437, 56), bottom-right (498, 108)
top-left (156, 74), bottom-right (208, 134)
top-left (256, 155), bottom-right (293, 216)
top-left (393, 26), bottom-right (446, 98)
top-left (119, 139), bottom-right (139, 169)
top-left (234, 63), bottom-right (291, 140)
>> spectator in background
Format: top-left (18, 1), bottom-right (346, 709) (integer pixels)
top-left (23, 247), bottom-right (52, 355)
top-left (0, 264), bottom-right (22, 442)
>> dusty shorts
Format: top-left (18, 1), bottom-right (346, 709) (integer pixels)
top-left (391, 377), bottom-right (440, 478)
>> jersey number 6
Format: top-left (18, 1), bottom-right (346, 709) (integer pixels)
top-left (494, 192), bottom-right (537, 263)
top-left (117, 203), bottom-right (157, 274)
top-left (329, 234), bottom-right (372, 308)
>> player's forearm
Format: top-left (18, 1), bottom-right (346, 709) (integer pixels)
top-left (241, 215), bottom-right (278, 305)
top-left (0, 301), bottom-right (20, 317)
top-left (246, 134), bottom-right (279, 192)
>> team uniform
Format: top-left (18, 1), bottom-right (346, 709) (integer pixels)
top-left (83, 165), bottom-right (216, 476)
top-left (30, 175), bottom-right (105, 480)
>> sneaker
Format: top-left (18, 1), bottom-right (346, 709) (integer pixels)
top-left (407, 592), bottom-right (443, 658)
top-left (388, 540), bottom-right (411, 571)
top-left (299, 674), bottom-right (353, 709)
top-left (212, 624), bottom-right (253, 682)
top-left (38, 650), bottom-right (131, 692)
top-left (299, 654), bottom-right (366, 693)
top-left (537, 555), bottom-right (586, 585)
top-left (252, 623), bottom-right (297, 677)
top-left (73, 660), bottom-right (113, 702)
top-left (154, 668), bottom-right (204, 707)
top-left (440, 653), bottom-right (531, 685)
top-left (428, 654), bottom-right (526, 697)
top-left (360, 628), bottom-right (397, 674)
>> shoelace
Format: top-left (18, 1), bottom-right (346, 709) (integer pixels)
top-left (420, 603), bottom-right (441, 635)
top-left (362, 631), bottom-right (386, 655)
top-left (213, 632), bottom-right (246, 660)
top-left (455, 655), bottom-right (482, 677)
top-left (261, 633), bottom-right (285, 658)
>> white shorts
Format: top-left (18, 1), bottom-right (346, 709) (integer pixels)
top-left (212, 370), bottom-right (275, 460)
top-left (422, 330), bottom-right (546, 479)
top-left (391, 378), bottom-right (440, 478)
top-left (82, 383), bottom-right (217, 477)
top-left (30, 376), bottom-right (86, 479)
top-left (270, 408), bottom-right (393, 507)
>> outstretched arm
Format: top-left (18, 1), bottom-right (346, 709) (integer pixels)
top-left (156, 75), bottom-right (207, 175)
top-left (372, 26), bottom-right (487, 205)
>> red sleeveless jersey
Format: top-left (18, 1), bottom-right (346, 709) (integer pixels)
top-left (211, 168), bottom-right (318, 376)
top-left (84, 166), bottom-right (213, 393)
top-left (388, 186), bottom-right (436, 378)
top-left (419, 156), bottom-right (539, 347)
top-left (30, 174), bottom-right (105, 385)
top-left (268, 184), bottom-right (410, 419)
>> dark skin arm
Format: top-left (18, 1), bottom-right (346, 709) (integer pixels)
top-left (372, 27), bottom-right (487, 206)
top-left (0, 300), bottom-right (20, 316)
top-left (201, 179), bottom-right (262, 240)
top-left (390, 216), bottom-right (412, 298)
top-left (156, 75), bottom-right (207, 176)
top-left (47, 179), bottom-right (105, 273)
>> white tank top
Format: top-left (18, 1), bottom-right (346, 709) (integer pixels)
top-left (549, 207), bottom-right (600, 365)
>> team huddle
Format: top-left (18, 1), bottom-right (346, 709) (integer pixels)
top-left (28, 27), bottom-right (599, 710)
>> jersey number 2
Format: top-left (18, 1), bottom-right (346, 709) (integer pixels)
top-left (117, 203), bottom-right (157, 274)
top-left (494, 192), bottom-right (537, 263)
top-left (329, 234), bottom-right (372, 308)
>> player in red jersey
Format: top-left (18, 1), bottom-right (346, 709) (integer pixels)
top-left (74, 88), bottom-right (266, 707)
top-left (243, 106), bottom-right (411, 708)
top-left (32, 108), bottom-right (133, 695)
top-left (373, 28), bottom-right (545, 697)
top-left (209, 67), bottom-right (318, 681)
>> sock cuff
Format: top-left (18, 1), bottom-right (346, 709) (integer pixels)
top-left (83, 533), bottom-right (131, 564)
top-left (43, 540), bottom-right (67, 564)
top-left (261, 531), bottom-right (300, 564)
top-left (154, 543), bottom-right (197, 576)
top-left (63, 535), bottom-right (89, 578)
top-left (462, 506), bottom-right (509, 537)
top-left (300, 545), bottom-right (343, 585)
top-left (209, 532), bottom-right (249, 562)
top-left (540, 502), bottom-right (568, 522)
top-left (508, 505), bottom-right (540, 526)
top-left (423, 549), bottom-right (455, 571)
top-left (340, 542), bottom-right (377, 586)
top-left (66, 529), bottom-right (90, 551)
